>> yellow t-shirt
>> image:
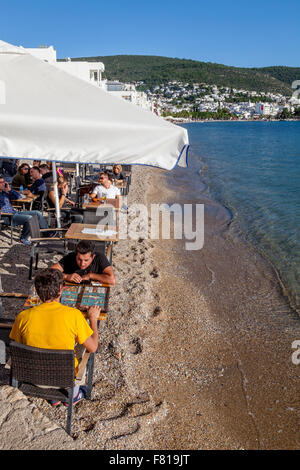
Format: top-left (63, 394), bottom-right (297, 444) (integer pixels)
top-left (9, 301), bottom-right (93, 373)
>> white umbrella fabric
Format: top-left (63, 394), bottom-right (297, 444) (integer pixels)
top-left (0, 40), bottom-right (189, 171)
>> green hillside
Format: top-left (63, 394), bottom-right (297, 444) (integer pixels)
top-left (252, 66), bottom-right (300, 88)
top-left (66, 55), bottom-right (295, 96)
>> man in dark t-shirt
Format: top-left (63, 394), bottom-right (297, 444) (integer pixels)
top-left (51, 240), bottom-right (115, 285)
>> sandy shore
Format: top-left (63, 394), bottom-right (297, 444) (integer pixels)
top-left (0, 165), bottom-right (299, 449)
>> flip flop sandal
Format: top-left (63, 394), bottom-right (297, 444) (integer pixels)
top-left (49, 400), bottom-right (61, 407)
top-left (63, 386), bottom-right (86, 407)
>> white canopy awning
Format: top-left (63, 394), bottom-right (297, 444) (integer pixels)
top-left (0, 40), bottom-right (189, 170)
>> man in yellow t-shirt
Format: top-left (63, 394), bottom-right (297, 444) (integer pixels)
top-left (10, 268), bottom-right (100, 406)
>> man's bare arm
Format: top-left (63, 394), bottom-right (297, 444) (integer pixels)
top-left (81, 266), bottom-right (116, 285)
top-left (82, 306), bottom-right (100, 353)
top-left (51, 262), bottom-right (82, 283)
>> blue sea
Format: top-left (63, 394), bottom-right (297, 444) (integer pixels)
top-left (180, 121), bottom-right (300, 312)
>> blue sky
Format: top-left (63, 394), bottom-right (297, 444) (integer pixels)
top-left (2, 0), bottom-right (299, 67)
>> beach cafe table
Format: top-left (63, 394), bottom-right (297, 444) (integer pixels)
top-left (65, 223), bottom-right (118, 263)
top-left (65, 223), bottom-right (119, 243)
top-left (11, 194), bottom-right (38, 211)
top-left (82, 197), bottom-right (121, 211)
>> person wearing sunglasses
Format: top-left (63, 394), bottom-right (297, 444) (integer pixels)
top-left (12, 163), bottom-right (31, 189)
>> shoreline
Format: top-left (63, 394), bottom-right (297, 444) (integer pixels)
top-left (144, 166), bottom-right (300, 449)
top-left (196, 159), bottom-right (300, 319)
top-left (166, 118), bottom-right (300, 124)
top-left (0, 165), bottom-right (299, 449)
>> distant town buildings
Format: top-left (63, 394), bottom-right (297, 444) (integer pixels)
top-left (146, 81), bottom-right (299, 119)
top-left (20, 45), bottom-right (300, 120)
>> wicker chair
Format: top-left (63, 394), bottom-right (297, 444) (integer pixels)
top-left (28, 215), bottom-right (67, 280)
top-left (83, 207), bottom-right (115, 226)
top-left (9, 341), bottom-right (95, 435)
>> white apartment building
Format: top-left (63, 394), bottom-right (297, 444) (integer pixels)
top-left (23, 45), bottom-right (153, 111)
top-left (23, 45), bottom-right (106, 89)
top-left (106, 81), bottom-right (154, 112)
top-left (255, 102), bottom-right (281, 116)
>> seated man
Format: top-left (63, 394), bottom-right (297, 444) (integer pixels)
top-left (39, 163), bottom-right (53, 186)
top-left (91, 171), bottom-right (121, 200)
top-left (51, 240), bottom-right (116, 285)
top-left (0, 176), bottom-right (53, 246)
top-left (9, 268), bottom-right (100, 405)
top-left (24, 166), bottom-right (46, 206)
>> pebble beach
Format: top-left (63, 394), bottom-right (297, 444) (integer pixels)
top-left (0, 165), bottom-right (299, 450)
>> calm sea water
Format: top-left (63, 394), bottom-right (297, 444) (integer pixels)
top-left (180, 121), bottom-right (300, 311)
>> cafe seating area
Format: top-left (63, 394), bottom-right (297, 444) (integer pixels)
top-left (0, 159), bottom-right (131, 434)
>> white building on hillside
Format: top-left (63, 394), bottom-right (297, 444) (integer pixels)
top-left (106, 81), bottom-right (154, 112)
top-left (24, 45), bottom-right (106, 89)
top-left (23, 45), bottom-right (153, 110)
top-left (57, 58), bottom-right (105, 89)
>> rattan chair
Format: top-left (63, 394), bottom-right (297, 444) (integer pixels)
top-left (9, 341), bottom-right (95, 435)
top-left (28, 215), bottom-right (67, 280)
top-left (83, 206), bottom-right (115, 226)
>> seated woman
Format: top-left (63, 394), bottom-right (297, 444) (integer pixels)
top-left (12, 163), bottom-right (31, 189)
top-left (47, 174), bottom-right (83, 225)
top-left (112, 164), bottom-right (125, 181)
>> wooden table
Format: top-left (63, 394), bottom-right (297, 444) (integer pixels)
top-left (65, 223), bottom-right (119, 242)
top-left (11, 195), bottom-right (38, 210)
top-left (82, 197), bottom-right (120, 211)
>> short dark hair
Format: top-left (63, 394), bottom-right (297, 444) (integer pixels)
top-left (39, 163), bottom-right (49, 171)
top-left (75, 240), bottom-right (95, 255)
top-left (34, 268), bottom-right (63, 302)
top-left (31, 166), bottom-right (41, 173)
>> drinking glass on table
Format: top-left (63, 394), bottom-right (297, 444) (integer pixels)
top-left (83, 193), bottom-right (90, 204)
top-left (29, 285), bottom-right (40, 306)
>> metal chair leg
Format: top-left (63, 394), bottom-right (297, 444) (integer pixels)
top-left (86, 353), bottom-right (94, 400)
top-left (66, 388), bottom-right (74, 435)
top-left (35, 250), bottom-right (39, 270)
top-left (29, 245), bottom-right (35, 280)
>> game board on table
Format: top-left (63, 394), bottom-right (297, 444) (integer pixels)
top-left (60, 284), bottom-right (109, 312)
top-left (25, 283), bottom-right (110, 315)
top-left (60, 286), bottom-right (109, 312)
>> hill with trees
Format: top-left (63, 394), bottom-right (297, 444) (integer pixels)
top-left (65, 55), bottom-right (298, 96)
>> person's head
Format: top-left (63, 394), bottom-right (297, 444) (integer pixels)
top-left (39, 163), bottom-right (50, 175)
top-left (98, 171), bottom-right (110, 187)
top-left (19, 163), bottom-right (30, 175)
top-left (30, 166), bottom-right (41, 181)
top-left (75, 240), bottom-right (95, 270)
top-left (113, 164), bottom-right (122, 175)
top-left (34, 268), bottom-right (63, 302)
top-left (0, 176), bottom-right (9, 191)
top-left (58, 175), bottom-right (68, 189)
